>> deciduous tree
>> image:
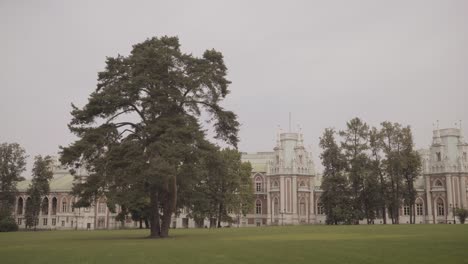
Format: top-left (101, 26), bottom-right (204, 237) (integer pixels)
top-left (400, 126), bottom-right (421, 224)
top-left (339, 117), bottom-right (370, 224)
top-left (0, 143), bottom-right (27, 223)
top-left (189, 148), bottom-right (253, 228)
top-left (320, 128), bottom-right (352, 224)
top-left (25, 156), bottom-right (54, 230)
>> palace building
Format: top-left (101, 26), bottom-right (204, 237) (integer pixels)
top-left (240, 126), bottom-right (468, 226)
top-left (10, 126), bottom-right (468, 229)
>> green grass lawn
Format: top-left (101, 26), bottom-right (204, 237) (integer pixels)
top-left (0, 225), bottom-right (467, 264)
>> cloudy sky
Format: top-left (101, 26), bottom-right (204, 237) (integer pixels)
top-left (1, 0), bottom-right (467, 175)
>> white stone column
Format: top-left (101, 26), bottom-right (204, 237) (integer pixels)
top-left (460, 176), bottom-right (467, 209)
top-left (22, 196), bottom-right (26, 215)
top-left (48, 195), bottom-right (52, 228)
top-left (280, 176), bottom-right (285, 212)
top-left (266, 176), bottom-right (271, 224)
top-left (425, 176), bottom-right (433, 224)
top-left (446, 175), bottom-right (453, 220)
top-left (292, 176), bottom-right (297, 215)
top-left (454, 177), bottom-right (460, 207)
top-left (309, 181), bottom-right (315, 223)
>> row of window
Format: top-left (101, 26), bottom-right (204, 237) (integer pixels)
top-left (256, 177), bottom-right (461, 192)
top-left (17, 218), bottom-right (58, 226)
top-left (268, 203), bottom-right (426, 216)
top-left (16, 197), bottom-right (106, 215)
top-left (317, 202), bottom-right (444, 216)
top-left (435, 152), bottom-right (467, 162)
top-left (255, 179), bottom-right (308, 192)
top-left (403, 204), bottom-right (424, 216)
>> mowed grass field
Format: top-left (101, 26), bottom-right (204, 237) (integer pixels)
top-left (0, 225), bottom-right (467, 264)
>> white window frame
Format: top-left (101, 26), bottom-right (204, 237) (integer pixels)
top-left (416, 203), bottom-right (423, 216)
top-left (255, 200), bottom-right (262, 214)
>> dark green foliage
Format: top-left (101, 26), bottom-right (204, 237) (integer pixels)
top-left (0, 216), bottom-right (18, 232)
top-left (188, 148), bottom-right (253, 227)
top-left (0, 142), bottom-right (27, 225)
top-left (319, 128), bottom-right (353, 224)
top-left (455, 208), bottom-right (467, 224)
top-left (400, 127), bottom-right (421, 224)
top-left (319, 119), bottom-right (421, 225)
top-left (25, 156), bottom-right (54, 230)
top-left (60, 36), bottom-right (239, 238)
top-left (339, 117), bottom-right (370, 223)
top-left (380, 122), bottom-right (421, 224)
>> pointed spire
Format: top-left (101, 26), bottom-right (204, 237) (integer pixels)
top-left (433, 120), bottom-right (442, 145)
top-left (276, 125), bottom-right (281, 147)
top-left (459, 120), bottom-right (466, 145)
top-left (297, 124), bottom-right (304, 147)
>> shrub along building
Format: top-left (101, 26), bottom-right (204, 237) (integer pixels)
top-left (10, 126), bottom-right (468, 229)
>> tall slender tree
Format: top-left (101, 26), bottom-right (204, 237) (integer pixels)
top-left (0, 143), bottom-right (27, 222)
top-left (320, 128), bottom-right (352, 224)
top-left (189, 148), bottom-right (253, 228)
top-left (339, 117), bottom-right (369, 224)
top-left (380, 121), bottom-right (404, 224)
top-left (60, 36), bottom-right (239, 238)
top-left (400, 126), bottom-right (421, 224)
top-left (369, 127), bottom-right (387, 224)
top-left (25, 156), bottom-right (54, 230)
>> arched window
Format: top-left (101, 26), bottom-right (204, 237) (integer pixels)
top-left (51, 197), bottom-right (57, 215)
top-left (255, 200), bottom-right (262, 214)
top-left (17, 197), bottom-right (24, 215)
top-left (61, 198), bottom-right (68, 213)
top-left (26, 197), bottom-right (32, 217)
top-left (255, 176), bottom-right (263, 192)
top-left (317, 202), bottom-right (324, 215)
top-left (403, 205), bottom-right (410, 216)
top-left (437, 198), bottom-right (444, 216)
top-left (98, 201), bottom-right (106, 214)
top-left (299, 198), bottom-right (306, 216)
top-left (41, 197), bottom-right (49, 215)
top-left (273, 198), bottom-right (279, 215)
top-left (416, 199), bottom-right (424, 216)
top-left (434, 179), bottom-right (443, 187)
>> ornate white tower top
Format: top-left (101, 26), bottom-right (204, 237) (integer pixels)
top-left (268, 129), bottom-right (315, 176)
top-left (429, 125), bottom-right (468, 173)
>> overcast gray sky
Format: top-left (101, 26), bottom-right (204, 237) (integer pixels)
top-left (1, 0), bottom-right (467, 175)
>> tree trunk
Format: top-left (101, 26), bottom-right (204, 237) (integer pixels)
top-left (149, 191), bottom-right (160, 238)
top-left (411, 208), bottom-right (414, 224)
top-left (144, 218), bottom-right (149, 229)
top-left (139, 219), bottom-right (143, 229)
top-left (217, 203), bottom-right (223, 228)
top-left (382, 206), bottom-right (387, 224)
top-left (379, 171), bottom-right (387, 224)
top-left (160, 209), bottom-right (172, 237)
top-left (160, 175), bottom-right (177, 238)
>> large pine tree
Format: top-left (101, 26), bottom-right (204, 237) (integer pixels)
top-left (60, 36), bottom-right (239, 238)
